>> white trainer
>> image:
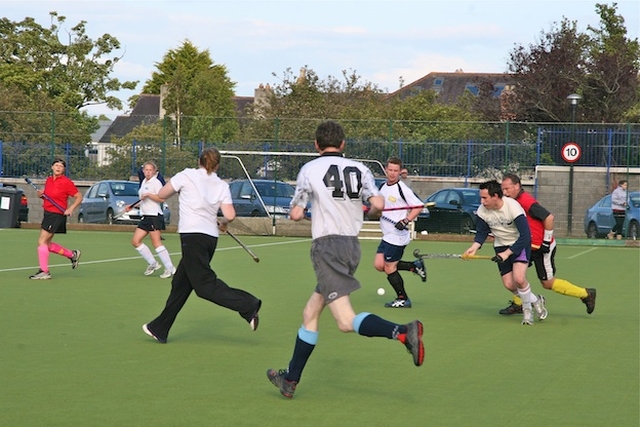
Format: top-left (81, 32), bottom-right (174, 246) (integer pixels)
top-left (533, 295), bottom-right (548, 320)
top-left (144, 263), bottom-right (161, 276)
top-left (522, 308), bottom-right (534, 325)
top-left (159, 267), bottom-right (176, 279)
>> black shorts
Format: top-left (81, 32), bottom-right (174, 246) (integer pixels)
top-left (41, 211), bottom-right (67, 234)
top-left (137, 215), bottom-right (166, 232)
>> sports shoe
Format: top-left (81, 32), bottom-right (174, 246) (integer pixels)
top-left (249, 299), bottom-right (262, 331)
top-left (70, 250), bottom-right (81, 269)
top-left (266, 368), bottom-right (297, 398)
top-left (581, 288), bottom-right (597, 314)
top-left (499, 300), bottom-right (523, 315)
top-left (533, 295), bottom-right (548, 320)
top-left (521, 308), bottom-right (534, 325)
top-left (144, 263), bottom-right (161, 276)
top-left (401, 320), bottom-right (424, 366)
top-left (29, 269), bottom-right (51, 280)
top-left (412, 259), bottom-right (427, 282)
top-left (142, 323), bottom-right (167, 344)
top-left (385, 298), bottom-right (412, 308)
top-left (159, 266), bottom-right (176, 279)
top-left (606, 231), bottom-right (615, 239)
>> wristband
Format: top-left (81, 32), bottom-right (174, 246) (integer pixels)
top-left (544, 229), bottom-right (553, 241)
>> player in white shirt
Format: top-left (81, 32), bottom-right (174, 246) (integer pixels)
top-left (374, 157), bottom-right (426, 308)
top-left (266, 121), bottom-right (425, 399)
top-left (463, 180), bottom-right (547, 325)
top-left (128, 161), bottom-right (175, 278)
top-left (142, 148), bottom-right (261, 344)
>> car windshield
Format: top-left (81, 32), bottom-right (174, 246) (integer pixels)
top-left (109, 182), bottom-right (139, 197)
top-left (255, 182), bottom-right (294, 198)
top-left (630, 194), bottom-right (640, 208)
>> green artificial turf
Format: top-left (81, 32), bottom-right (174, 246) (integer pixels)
top-left (0, 229), bottom-right (638, 426)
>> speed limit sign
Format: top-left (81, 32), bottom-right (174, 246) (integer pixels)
top-left (561, 142), bottom-right (582, 163)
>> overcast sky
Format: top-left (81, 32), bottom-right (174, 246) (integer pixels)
top-left (3, 0), bottom-right (639, 118)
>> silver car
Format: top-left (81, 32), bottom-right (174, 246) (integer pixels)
top-left (78, 180), bottom-right (170, 225)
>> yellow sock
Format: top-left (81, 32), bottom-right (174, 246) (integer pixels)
top-left (513, 295), bottom-right (522, 306)
top-left (551, 278), bottom-right (588, 299)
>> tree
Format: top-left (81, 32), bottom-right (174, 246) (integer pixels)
top-left (507, 3), bottom-right (639, 123)
top-left (142, 40), bottom-right (237, 145)
top-left (0, 12), bottom-right (138, 111)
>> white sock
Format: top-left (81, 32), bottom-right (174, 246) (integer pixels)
top-left (517, 283), bottom-right (534, 310)
top-left (156, 245), bottom-right (174, 270)
top-left (135, 243), bottom-right (157, 265)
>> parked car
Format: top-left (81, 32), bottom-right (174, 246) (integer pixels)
top-left (584, 191), bottom-right (639, 239)
top-left (416, 187), bottom-right (480, 234)
top-left (78, 180), bottom-right (170, 225)
top-left (228, 179), bottom-right (296, 218)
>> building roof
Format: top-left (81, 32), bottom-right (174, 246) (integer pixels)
top-left (99, 94), bottom-right (161, 143)
top-left (388, 71), bottom-right (514, 104)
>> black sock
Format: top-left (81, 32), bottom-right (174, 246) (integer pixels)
top-left (358, 314), bottom-right (405, 339)
top-left (397, 260), bottom-right (414, 271)
top-left (387, 271), bottom-right (407, 299)
top-left (287, 335), bottom-right (315, 383)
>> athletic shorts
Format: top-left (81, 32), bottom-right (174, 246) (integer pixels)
top-left (41, 211), bottom-right (67, 234)
top-left (494, 245), bottom-right (530, 276)
top-left (376, 240), bottom-right (406, 263)
top-left (311, 235), bottom-right (361, 304)
top-left (137, 215), bottom-right (166, 232)
top-left (529, 240), bottom-right (556, 281)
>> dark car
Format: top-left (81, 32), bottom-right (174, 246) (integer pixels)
top-left (78, 180), bottom-right (170, 225)
top-left (228, 179), bottom-right (296, 218)
top-left (584, 191), bottom-right (639, 239)
top-left (416, 187), bottom-right (480, 234)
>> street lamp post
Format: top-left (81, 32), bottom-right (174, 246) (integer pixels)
top-left (566, 93), bottom-right (582, 235)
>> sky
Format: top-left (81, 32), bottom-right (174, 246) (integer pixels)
top-left (3, 0), bottom-right (639, 119)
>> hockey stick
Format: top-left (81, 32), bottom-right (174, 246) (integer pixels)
top-left (226, 229), bottom-right (260, 263)
top-left (412, 248), bottom-right (492, 260)
top-left (381, 202), bottom-right (435, 212)
top-left (24, 177), bottom-right (66, 214)
top-left (113, 199), bottom-right (142, 220)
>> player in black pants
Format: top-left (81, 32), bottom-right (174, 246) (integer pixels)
top-left (142, 147), bottom-right (261, 343)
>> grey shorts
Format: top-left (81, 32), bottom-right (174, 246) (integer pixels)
top-left (311, 235), bottom-right (361, 304)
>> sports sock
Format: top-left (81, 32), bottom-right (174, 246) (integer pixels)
top-left (517, 283), bottom-right (533, 310)
top-left (397, 260), bottom-right (414, 271)
top-left (386, 271), bottom-right (407, 299)
top-left (286, 326), bottom-right (318, 383)
top-left (155, 245), bottom-right (174, 270)
top-left (37, 244), bottom-right (49, 272)
top-left (48, 242), bottom-right (72, 258)
top-left (135, 243), bottom-right (156, 265)
top-left (354, 312), bottom-right (406, 339)
top-left (551, 278), bottom-right (588, 299)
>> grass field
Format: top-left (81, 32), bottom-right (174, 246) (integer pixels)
top-left (0, 228), bottom-right (638, 427)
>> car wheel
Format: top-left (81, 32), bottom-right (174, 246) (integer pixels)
top-left (106, 209), bottom-right (114, 225)
top-left (628, 220), bottom-right (638, 240)
top-left (78, 214), bottom-right (84, 223)
top-left (250, 210), bottom-right (261, 217)
top-left (460, 216), bottom-right (474, 234)
top-left (586, 221), bottom-right (598, 239)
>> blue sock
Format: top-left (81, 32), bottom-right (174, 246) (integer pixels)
top-left (353, 313), bottom-right (404, 339)
top-left (287, 326), bottom-right (318, 382)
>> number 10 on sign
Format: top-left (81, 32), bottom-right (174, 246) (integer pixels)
top-left (561, 142), bottom-right (581, 163)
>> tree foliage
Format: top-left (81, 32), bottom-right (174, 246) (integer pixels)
top-left (508, 3), bottom-right (639, 123)
top-left (0, 12), bottom-right (138, 111)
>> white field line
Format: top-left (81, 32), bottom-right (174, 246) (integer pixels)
top-left (0, 238), bottom-right (311, 273)
top-left (566, 247), bottom-right (599, 259)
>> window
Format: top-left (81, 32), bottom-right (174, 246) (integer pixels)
top-left (464, 84), bottom-right (479, 96)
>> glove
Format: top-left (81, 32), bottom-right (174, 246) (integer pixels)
top-left (491, 255), bottom-right (504, 263)
top-left (395, 218), bottom-right (410, 231)
top-left (540, 240), bottom-right (551, 253)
